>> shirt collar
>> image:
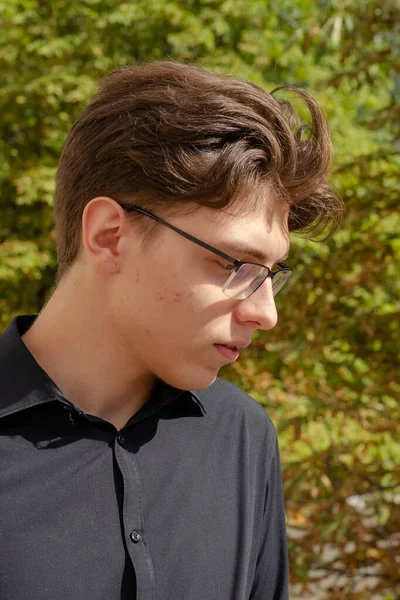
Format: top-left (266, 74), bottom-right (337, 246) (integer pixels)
top-left (0, 315), bottom-right (206, 420)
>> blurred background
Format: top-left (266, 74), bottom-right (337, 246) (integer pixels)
top-left (0, 0), bottom-right (399, 598)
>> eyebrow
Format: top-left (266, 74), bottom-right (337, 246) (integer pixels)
top-left (218, 239), bottom-right (289, 264)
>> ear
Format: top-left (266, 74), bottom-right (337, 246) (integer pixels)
top-left (81, 197), bottom-right (130, 275)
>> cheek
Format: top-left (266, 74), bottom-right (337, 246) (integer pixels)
top-left (173, 291), bottom-right (183, 303)
top-left (154, 287), bottom-right (195, 307)
top-left (148, 264), bottom-right (196, 307)
top-left (129, 259), bottom-right (210, 327)
top-left (172, 290), bottom-right (195, 303)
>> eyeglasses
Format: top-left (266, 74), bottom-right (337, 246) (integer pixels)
top-left (118, 203), bottom-right (293, 300)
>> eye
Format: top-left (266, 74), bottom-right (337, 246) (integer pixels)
top-left (217, 261), bottom-right (235, 273)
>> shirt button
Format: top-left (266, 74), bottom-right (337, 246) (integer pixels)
top-left (116, 433), bottom-right (125, 445)
top-left (130, 531), bottom-right (141, 543)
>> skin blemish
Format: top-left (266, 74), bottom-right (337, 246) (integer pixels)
top-left (174, 292), bottom-right (182, 302)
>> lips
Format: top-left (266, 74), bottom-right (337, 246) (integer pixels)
top-left (218, 340), bottom-right (251, 349)
top-left (214, 344), bottom-right (240, 361)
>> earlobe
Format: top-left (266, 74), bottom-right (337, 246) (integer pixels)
top-left (109, 261), bottom-right (120, 273)
top-left (103, 261), bottom-right (120, 274)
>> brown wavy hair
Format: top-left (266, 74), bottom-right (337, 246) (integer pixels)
top-left (54, 60), bottom-right (343, 283)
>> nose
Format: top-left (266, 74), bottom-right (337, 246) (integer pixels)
top-left (234, 278), bottom-right (278, 331)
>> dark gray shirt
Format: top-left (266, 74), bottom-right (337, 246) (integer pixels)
top-left (0, 314), bottom-right (289, 600)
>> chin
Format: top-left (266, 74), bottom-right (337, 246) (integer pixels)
top-left (161, 368), bottom-right (219, 392)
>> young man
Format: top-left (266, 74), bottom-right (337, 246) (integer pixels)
top-left (0, 61), bottom-right (341, 600)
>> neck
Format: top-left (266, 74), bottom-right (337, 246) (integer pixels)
top-left (21, 279), bottom-right (157, 430)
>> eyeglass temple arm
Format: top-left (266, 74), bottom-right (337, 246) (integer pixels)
top-left (119, 204), bottom-right (292, 273)
top-left (118, 203), bottom-right (240, 265)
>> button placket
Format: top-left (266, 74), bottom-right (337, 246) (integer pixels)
top-left (114, 430), bottom-right (155, 600)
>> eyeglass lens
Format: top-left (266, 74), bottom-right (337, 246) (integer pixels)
top-left (223, 263), bottom-right (291, 300)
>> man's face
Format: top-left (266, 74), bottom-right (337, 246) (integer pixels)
top-left (108, 193), bottom-right (290, 391)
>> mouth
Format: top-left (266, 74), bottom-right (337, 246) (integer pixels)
top-left (214, 344), bottom-right (239, 362)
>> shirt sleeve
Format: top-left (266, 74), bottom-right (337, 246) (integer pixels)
top-left (250, 433), bottom-right (289, 600)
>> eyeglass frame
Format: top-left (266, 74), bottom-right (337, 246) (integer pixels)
top-left (117, 203), bottom-right (293, 298)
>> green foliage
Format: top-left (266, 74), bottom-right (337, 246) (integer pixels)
top-left (1, 0), bottom-right (399, 597)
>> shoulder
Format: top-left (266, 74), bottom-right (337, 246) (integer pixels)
top-left (194, 377), bottom-right (277, 448)
top-left (195, 377), bottom-right (273, 423)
